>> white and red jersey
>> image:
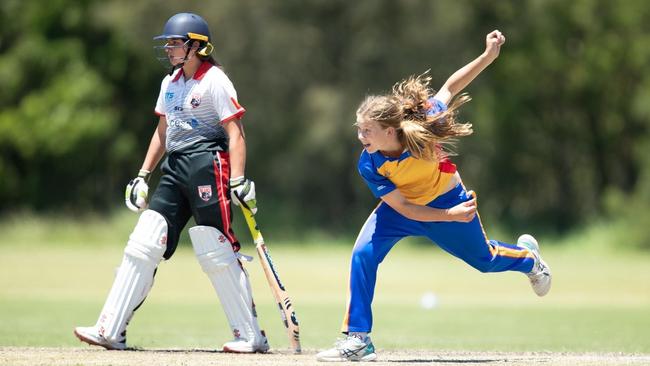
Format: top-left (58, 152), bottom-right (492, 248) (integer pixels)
top-left (155, 62), bottom-right (245, 153)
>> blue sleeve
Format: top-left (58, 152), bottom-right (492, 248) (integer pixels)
top-left (357, 151), bottom-right (395, 198)
top-left (427, 97), bottom-right (448, 117)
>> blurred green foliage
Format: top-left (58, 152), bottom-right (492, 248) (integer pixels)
top-left (1, 0), bottom-right (649, 247)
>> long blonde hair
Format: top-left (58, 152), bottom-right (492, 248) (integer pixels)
top-left (356, 72), bottom-right (473, 161)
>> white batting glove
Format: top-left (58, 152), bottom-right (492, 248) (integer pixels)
top-left (230, 176), bottom-right (257, 214)
top-left (125, 169), bottom-right (150, 213)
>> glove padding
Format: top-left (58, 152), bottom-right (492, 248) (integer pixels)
top-left (125, 170), bottom-right (150, 213)
top-left (230, 176), bottom-right (257, 214)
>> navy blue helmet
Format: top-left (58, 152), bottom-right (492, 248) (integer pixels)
top-left (154, 13), bottom-right (211, 43)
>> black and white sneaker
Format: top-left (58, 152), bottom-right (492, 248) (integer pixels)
top-left (316, 335), bottom-right (377, 362)
top-left (517, 234), bottom-right (552, 297)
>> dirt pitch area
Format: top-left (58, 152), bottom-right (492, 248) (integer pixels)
top-left (2, 347), bottom-right (649, 366)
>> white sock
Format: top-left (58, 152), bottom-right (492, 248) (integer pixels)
top-left (350, 332), bottom-right (368, 342)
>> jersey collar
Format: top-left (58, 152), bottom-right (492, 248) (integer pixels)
top-left (171, 68), bottom-right (183, 82)
top-left (193, 61), bottom-right (212, 80)
top-left (378, 149), bottom-right (411, 161)
top-left (171, 61), bottom-right (213, 83)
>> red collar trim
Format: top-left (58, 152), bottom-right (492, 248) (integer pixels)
top-left (193, 61), bottom-right (212, 81)
top-left (171, 62), bottom-right (212, 82)
top-left (171, 68), bottom-right (183, 82)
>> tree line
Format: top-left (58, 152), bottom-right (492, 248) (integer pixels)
top-left (1, 0), bottom-right (649, 247)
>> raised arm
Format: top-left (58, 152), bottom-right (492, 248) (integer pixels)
top-left (434, 30), bottom-right (505, 105)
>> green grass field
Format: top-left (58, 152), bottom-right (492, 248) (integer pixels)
top-left (1, 219), bottom-right (649, 355)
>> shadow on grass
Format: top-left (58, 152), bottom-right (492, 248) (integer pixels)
top-left (125, 348), bottom-right (298, 355)
top-left (389, 359), bottom-right (503, 364)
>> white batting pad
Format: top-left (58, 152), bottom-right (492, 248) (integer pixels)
top-left (189, 226), bottom-right (262, 343)
top-left (96, 210), bottom-right (167, 343)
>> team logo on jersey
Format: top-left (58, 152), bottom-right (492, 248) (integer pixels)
top-left (190, 94), bottom-right (201, 108)
top-left (198, 185), bottom-right (212, 202)
top-left (165, 92), bottom-right (174, 102)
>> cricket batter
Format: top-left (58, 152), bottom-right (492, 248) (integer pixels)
top-left (316, 30), bottom-right (552, 362)
top-left (74, 12), bottom-right (269, 353)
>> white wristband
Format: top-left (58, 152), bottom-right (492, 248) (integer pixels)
top-left (138, 169), bottom-right (151, 181)
top-left (230, 176), bottom-right (245, 185)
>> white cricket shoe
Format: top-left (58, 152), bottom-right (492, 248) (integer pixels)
top-left (316, 335), bottom-right (377, 362)
top-left (517, 234), bottom-right (552, 297)
top-left (74, 326), bottom-right (127, 350)
top-left (222, 332), bottom-right (270, 353)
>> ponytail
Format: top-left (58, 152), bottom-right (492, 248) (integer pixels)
top-left (192, 39), bottom-right (222, 69)
top-left (393, 72), bottom-right (473, 161)
top-left (199, 54), bottom-right (222, 68)
top-left (400, 119), bottom-right (436, 160)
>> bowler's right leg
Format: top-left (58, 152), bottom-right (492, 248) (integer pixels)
top-left (319, 203), bottom-right (417, 362)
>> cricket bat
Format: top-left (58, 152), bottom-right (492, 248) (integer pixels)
top-left (239, 205), bottom-right (301, 353)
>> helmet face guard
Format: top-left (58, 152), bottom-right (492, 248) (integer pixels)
top-left (153, 39), bottom-right (191, 67)
top-left (154, 13), bottom-right (214, 67)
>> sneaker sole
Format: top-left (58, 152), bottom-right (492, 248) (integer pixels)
top-left (316, 356), bottom-right (350, 362)
top-left (533, 258), bottom-right (552, 297)
top-left (316, 356), bottom-right (377, 362)
top-left (361, 353), bottom-right (377, 361)
top-left (73, 329), bottom-right (126, 351)
top-left (316, 352), bottom-right (377, 362)
top-left (222, 346), bottom-right (270, 354)
top-left (517, 234), bottom-right (539, 252)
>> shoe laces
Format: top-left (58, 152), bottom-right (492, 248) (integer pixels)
top-left (528, 259), bottom-right (549, 281)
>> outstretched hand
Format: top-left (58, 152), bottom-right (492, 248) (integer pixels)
top-left (446, 190), bottom-right (477, 223)
top-left (484, 30), bottom-right (506, 61)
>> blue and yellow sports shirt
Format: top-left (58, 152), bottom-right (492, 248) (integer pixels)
top-left (358, 98), bottom-right (457, 205)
